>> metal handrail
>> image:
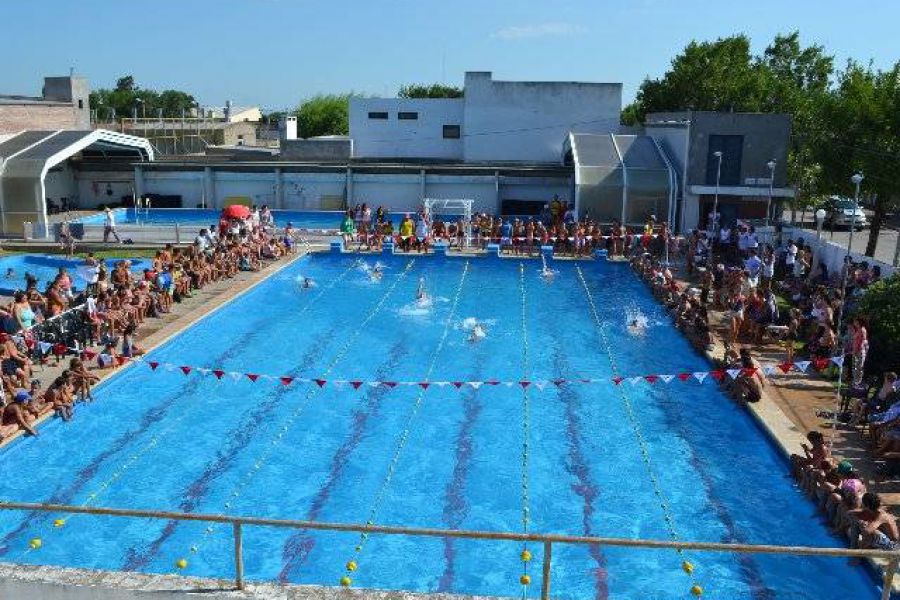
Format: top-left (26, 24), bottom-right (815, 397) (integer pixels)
top-left (0, 501), bottom-right (896, 599)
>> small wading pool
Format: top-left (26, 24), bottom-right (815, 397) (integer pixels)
top-left (0, 255), bottom-right (151, 296)
top-left (0, 254), bottom-right (883, 599)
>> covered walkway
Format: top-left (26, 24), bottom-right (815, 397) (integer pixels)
top-left (0, 129), bottom-right (153, 237)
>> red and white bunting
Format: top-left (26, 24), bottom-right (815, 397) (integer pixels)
top-left (52, 349), bottom-right (844, 393)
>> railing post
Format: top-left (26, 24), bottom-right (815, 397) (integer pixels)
top-left (541, 540), bottom-right (552, 600)
top-left (882, 556), bottom-right (899, 600)
top-left (233, 521), bottom-right (244, 590)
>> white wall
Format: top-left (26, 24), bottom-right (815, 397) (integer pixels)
top-left (281, 172), bottom-right (346, 209)
top-left (500, 176), bottom-right (571, 204)
top-left (352, 174), bottom-right (422, 212)
top-left (44, 163), bottom-right (77, 206)
top-left (462, 72), bottom-right (622, 163)
top-left (75, 171), bottom-right (135, 208)
top-left (350, 98), bottom-right (464, 160)
top-left (424, 175), bottom-right (497, 213)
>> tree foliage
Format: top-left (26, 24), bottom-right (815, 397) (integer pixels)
top-left (624, 31), bottom-right (900, 257)
top-left (853, 275), bottom-right (900, 375)
top-left (292, 94), bottom-right (352, 138)
top-left (398, 83), bottom-right (463, 99)
top-left (90, 75), bottom-right (196, 119)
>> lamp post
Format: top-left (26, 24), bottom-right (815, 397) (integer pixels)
top-left (135, 98), bottom-right (145, 120)
top-left (848, 173), bottom-right (863, 258)
top-left (766, 159), bottom-right (776, 228)
top-left (815, 208), bottom-right (827, 241)
top-left (709, 150), bottom-right (723, 265)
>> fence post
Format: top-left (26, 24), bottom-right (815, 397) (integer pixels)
top-left (233, 521), bottom-right (244, 590)
top-left (892, 230), bottom-right (899, 268)
top-left (541, 540), bottom-right (552, 600)
top-left (882, 556), bottom-right (899, 600)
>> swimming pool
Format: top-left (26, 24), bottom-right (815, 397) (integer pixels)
top-left (75, 208), bottom-right (412, 230)
top-left (0, 254), bottom-right (151, 296)
top-left (0, 254), bottom-right (881, 599)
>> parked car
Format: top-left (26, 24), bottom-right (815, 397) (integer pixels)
top-left (824, 197), bottom-right (868, 230)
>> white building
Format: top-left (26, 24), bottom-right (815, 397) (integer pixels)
top-left (350, 72), bottom-right (622, 164)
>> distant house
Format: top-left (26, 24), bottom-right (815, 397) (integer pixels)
top-left (0, 76), bottom-right (91, 134)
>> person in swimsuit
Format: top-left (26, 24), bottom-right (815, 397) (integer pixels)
top-left (416, 276), bottom-right (428, 302)
top-left (4, 268), bottom-right (14, 280)
top-left (468, 320), bottom-right (487, 343)
top-left (2, 390), bottom-right (38, 436)
top-left (12, 291), bottom-right (36, 331)
top-left (851, 493), bottom-right (900, 552)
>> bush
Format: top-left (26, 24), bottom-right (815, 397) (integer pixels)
top-left (853, 274), bottom-right (900, 375)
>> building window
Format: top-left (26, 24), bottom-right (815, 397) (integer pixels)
top-left (368, 111), bottom-right (388, 120)
top-left (237, 135), bottom-right (244, 146)
top-left (705, 134), bottom-right (743, 186)
top-left (78, 99), bottom-right (83, 109)
top-left (398, 111), bottom-right (419, 120)
top-left (443, 125), bottom-right (460, 139)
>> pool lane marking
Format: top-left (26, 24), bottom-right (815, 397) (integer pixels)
top-left (575, 265), bottom-right (702, 594)
top-left (8, 258), bottom-right (358, 559)
top-left (517, 263), bottom-right (533, 597)
top-left (276, 341), bottom-right (410, 583)
top-left (436, 365), bottom-right (485, 592)
top-left (339, 260), bottom-right (469, 586)
top-left (120, 330), bottom-right (334, 572)
top-left (169, 260), bottom-right (416, 567)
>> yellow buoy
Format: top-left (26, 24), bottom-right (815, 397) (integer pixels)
top-left (175, 558), bottom-right (188, 570)
top-left (53, 519), bottom-right (66, 528)
top-left (520, 574), bottom-right (531, 586)
top-left (29, 538), bottom-right (42, 550)
top-left (340, 576), bottom-right (352, 587)
top-left (520, 549), bottom-right (532, 562)
top-left (346, 560), bottom-right (357, 572)
top-left (682, 561), bottom-right (694, 574)
top-left (691, 584), bottom-right (703, 596)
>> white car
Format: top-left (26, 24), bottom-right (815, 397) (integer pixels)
top-left (824, 198), bottom-right (868, 230)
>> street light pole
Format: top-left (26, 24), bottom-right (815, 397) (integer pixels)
top-left (766, 159), bottom-right (776, 228)
top-left (848, 173), bottom-right (863, 259)
top-left (710, 150), bottom-right (723, 265)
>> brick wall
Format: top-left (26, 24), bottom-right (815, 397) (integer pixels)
top-left (0, 104), bottom-right (78, 134)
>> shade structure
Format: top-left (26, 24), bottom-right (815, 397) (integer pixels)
top-left (222, 204), bottom-right (251, 219)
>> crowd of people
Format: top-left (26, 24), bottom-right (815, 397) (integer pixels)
top-left (632, 214), bottom-right (899, 554)
top-left (0, 207), bottom-right (293, 441)
top-left (339, 198), bottom-right (675, 258)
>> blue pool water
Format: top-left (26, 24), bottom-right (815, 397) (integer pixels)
top-left (75, 208), bottom-right (418, 230)
top-left (0, 254), bottom-right (151, 296)
top-left (0, 255), bottom-right (881, 599)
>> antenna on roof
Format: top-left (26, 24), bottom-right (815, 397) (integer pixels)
top-left (69, 66), bottom-right (74, 77)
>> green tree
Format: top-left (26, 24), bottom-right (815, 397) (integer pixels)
top-left (90, 76), bottom-right (197, 120)
top-left (293, 93), bottom-right (352, 137)
top-left (853, 274), bottom-right (900, 375)
top-left (820, 60), bottom-right (900, 256)
top-left (398, 83), bottom-right (463, 99)
top-left (115, 75), bottom-right (135, 92)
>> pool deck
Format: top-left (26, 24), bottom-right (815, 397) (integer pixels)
top-left (0, 562), bottom-right (501, 600)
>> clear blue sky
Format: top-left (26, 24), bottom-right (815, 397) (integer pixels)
top-left (3, 0), bottom-right (897, 111)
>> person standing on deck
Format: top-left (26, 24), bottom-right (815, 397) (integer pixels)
top-left (103, 207), bottom-right (121, 243)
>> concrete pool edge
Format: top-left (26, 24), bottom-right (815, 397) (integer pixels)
top-left (0, 561), bottom-right (504, 599)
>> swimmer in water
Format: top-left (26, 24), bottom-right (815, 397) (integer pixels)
top-left (541, 266), bottom-right (555, 280)
top-left (301, 277), bottom-right (315, 289)
top-left (416, 276), bottom-right (428, 301)
top-left (371, 262), bottom-right (384, 281)
top-left (469, 322), bottom-right (487, 343)
top-left (4, 268), bottom-right (14, 280)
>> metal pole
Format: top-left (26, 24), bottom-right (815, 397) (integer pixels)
top-left (710, 152), bottom-right (722, 265)
top-left (766, 161), bottom-right (775, 228)
top-left (893, 229), bottom-right (900, 268)
top-left (541, 540), bottom-right (552, 600)
top-left (233, 522), bottom-right (245, 590)
top-left (882, 556), bottom-right (899, 600)
top-left (847, 179), bottom-right (860, 260)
